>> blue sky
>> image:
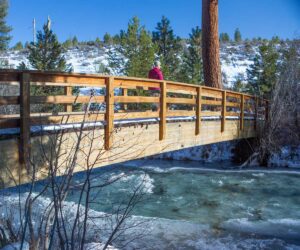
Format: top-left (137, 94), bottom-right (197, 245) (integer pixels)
top-left (7, 0), bottom-right (300, 45)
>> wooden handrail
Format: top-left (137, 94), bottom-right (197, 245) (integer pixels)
top-left (0, 70), bottom-right (268, 163)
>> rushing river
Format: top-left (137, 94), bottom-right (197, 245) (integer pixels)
top-left (66, 159), bottom-right (300, 249)
top-left (2, 159), bottom-right (300, 249)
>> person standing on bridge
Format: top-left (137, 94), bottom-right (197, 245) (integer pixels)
top-left (148, 61), bottom-right (164, 111)
top-left (148, 61), bottom-right (164, 81)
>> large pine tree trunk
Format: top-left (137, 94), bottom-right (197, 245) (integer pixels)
top-left (202, 0), bottom-right (222, 89)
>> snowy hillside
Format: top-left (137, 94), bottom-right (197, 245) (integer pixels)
top-left (0, 44), bottom-right (257, 87)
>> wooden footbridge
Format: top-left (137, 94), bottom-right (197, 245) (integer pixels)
top-left (0, 70), bottom-right (268, 188)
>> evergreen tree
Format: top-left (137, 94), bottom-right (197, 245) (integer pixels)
top-left (17, 61), bottom-right (27, 70)
top-left (62, 38), bottom-right (73, 48)
top-left (12, 41), bottom-right (23, 50)
top-left (111, 17), bottom-right (156, 78)
top-left (179, 27), bottom-right (203, 84)
top-left (28, 19), bottom-right (71, 72)
top-left (246, 42), bottom-right (279, 97)
top-left (152, 16), bottom-right (182, 80)
top-left (0, 0), bottom-right (12, 50)
top-left (232, 74), bottom-right (246, 92)
top-left (103, 33), bottom-right (113, 45)
top-left (220, 33), bottom-right (230, 43)
top-left (72, 36), bottom-right (78, 46)
top-left (234, 28), bottom-right (242, 43)
top-left (95, 37), bottom-right (102, 46)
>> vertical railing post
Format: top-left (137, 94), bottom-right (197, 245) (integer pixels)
top-left (240, 94), bottom-right (245, 130)
top-left (64, 86), bottom-right (72, 112)
top-left (254, 97), bottom-right (258, 130)
top-left (123, 88), bottom-right (128, 111)
top-left (221, 90), bottom-right (226, 132)
top-left (195, 86), bottom-right (202, 135)
top-left (105, 77), bottom-right (114, 150)
top-left (159, 81), bottom-right (167, 140)
top-left (19, 73), bottom-right (31, 165)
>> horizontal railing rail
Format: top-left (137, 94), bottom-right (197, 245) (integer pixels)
top-left (0, 70), bottom-right (268, 163)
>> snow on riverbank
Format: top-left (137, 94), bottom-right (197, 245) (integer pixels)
top-left (268, 146), bottom-right (300, 168)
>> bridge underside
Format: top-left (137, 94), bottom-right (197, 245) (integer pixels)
top-left (0, 118), bottom-right (255, 188)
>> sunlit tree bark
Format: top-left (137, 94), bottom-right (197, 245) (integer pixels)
top-left (202, 0), bottom-right (222, 88)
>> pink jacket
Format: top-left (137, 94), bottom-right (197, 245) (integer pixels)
top-left (148, 67), bottom-right (163, 90)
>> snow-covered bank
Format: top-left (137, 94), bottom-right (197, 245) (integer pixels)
top-left (268, 146), bottom-right (300, 168)
top-left (149, 140), bottom-right (300, 169)
top-left (149, 141), bottom-right (236, 162)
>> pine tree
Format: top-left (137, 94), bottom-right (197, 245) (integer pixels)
top-left (152, 16), bottom-right (182, 80)
top-left (179, 27), bottom-right (203, 84)
top-left (0, 0), bottom-right (12, 51)
top-left (72, 36), bottom-right (78, 46)
top-left (62, 38), bottom-right (73, 48)
top-left (234, 28), bottom-right (242, 43)
top-left (95, 37), bottom-right (102, 46)
top-left (12, 41), bottom-right (23, 50)
top-left (112, 17), bottom-right (156, 78)
top-left (28, 19), bottom-right (71, 72)
top-left (202, 0), bottom-right (222, 88)
top-left (246, 42), bottom-right (279, 97)
top-left (103, 33), bottom-right (113, 45)
top-left (220, 33), bottom-right (230, 43)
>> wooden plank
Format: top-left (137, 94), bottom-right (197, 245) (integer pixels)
top-left (114, 78), bottom-right (160, 89)
top-left (115, 96), bottom-right (159, 103)
top-left (221, 91), bottom-right (226, 132)
top-left (30, 113), bottom-right (105, 125)
top-left (19, 73), bottom-right (30, 164)
top-left (0, 117), bottom-right (19, 128)
top-left (202, 88), bottom-right (222, 98)
top-left (159, 81), bottom-right (167, 140)
top-left (196, 87), bottom-right (202, 135)
top-left (31, 95), bottom-right (105, 104)
top-left (115, 111), bottom-right (159, 120)
top-left (240, 94), bottom-right (245, 130)
top-left (167, 82), bottom-right (197, 94)
top-left (30, 73), bottom-right (106, 86)
top-left (226, 112), bottom-right (240, 116)
top-left (226, 101), bottom-right (240, 108)
top-left (167, 110), bottom-right (195, 117)
top-left (0, 96), bottom-right (19, 105)
top-left (64, 86), bottom-right (72, 112)
top-left (201, 111), bottom-right (221, 116)
top-left (202, 99), bottom-right (222, 106)
top-left (167, 89), bottom-right (197, 95)
top-left (105, 77), bottom-right (114, 150)
top-left (0, 71), bottom-right (19, 82)
top-left (226, 91), bottom-right (241, 98)
top-left (166, 97), bottom-right (196, 105)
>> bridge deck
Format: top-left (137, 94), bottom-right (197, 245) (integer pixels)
top-left (0, 70), bottom-right (267, 188)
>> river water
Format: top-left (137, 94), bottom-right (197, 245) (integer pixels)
top-left (2, 159), bottom-right (300, 249)
top-left (67, 159), bottom-right (300, 249)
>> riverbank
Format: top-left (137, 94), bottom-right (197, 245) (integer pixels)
top-left (149, 140), bottom-right (300, 169)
